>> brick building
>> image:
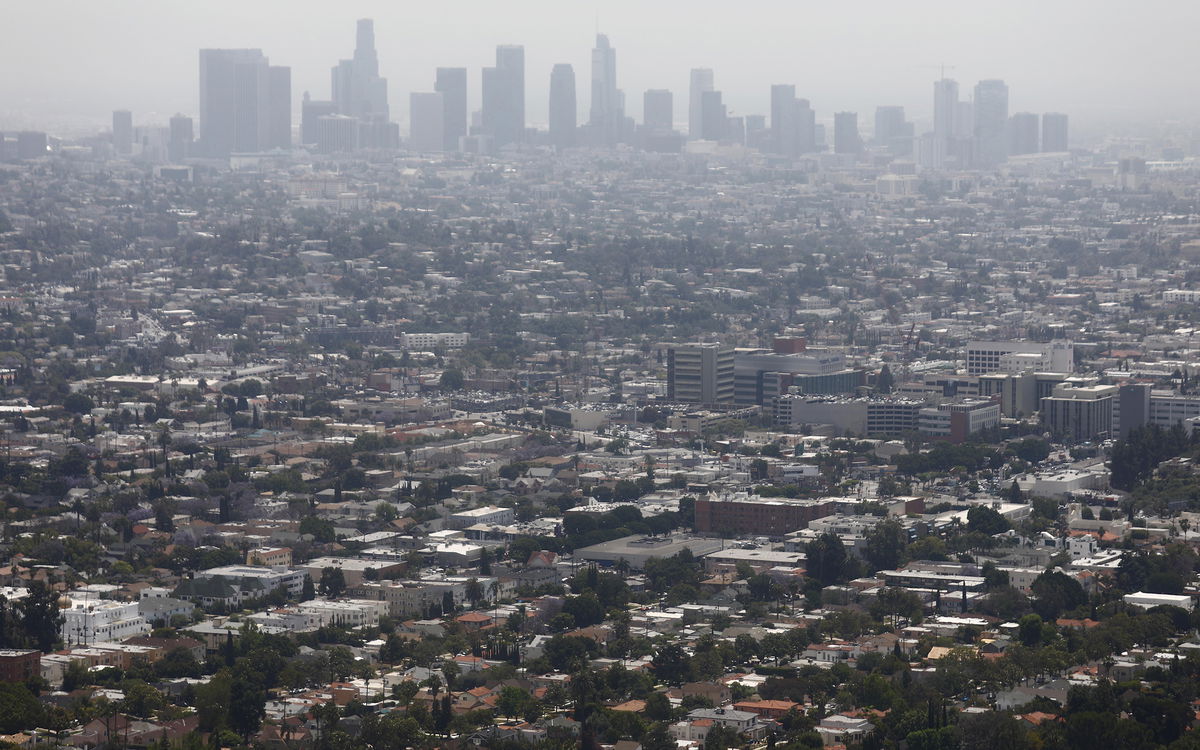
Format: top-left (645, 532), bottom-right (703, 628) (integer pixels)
top-left (693, 494), bottom-right (837, 537)
top-left (0, 649), bottom-right (41, 682)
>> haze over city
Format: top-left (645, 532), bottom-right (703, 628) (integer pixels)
top-left (4, 2), bottom-right (1200, 750)
top-left (3, 0), bottom-right (1199, 135)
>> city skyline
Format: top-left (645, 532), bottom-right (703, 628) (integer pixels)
top-left (3, 0), bottom-right (1199, 137)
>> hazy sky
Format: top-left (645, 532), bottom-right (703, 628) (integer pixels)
top-left (3, 0), bottom-right (1197, 135)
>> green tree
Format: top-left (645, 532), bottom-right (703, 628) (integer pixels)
top-left (651, 643), bottom-right (691, 686)
top-left (120, 680), bottom-right (164, 718)
top-left (63, 392), bottom-right (95, 415)
top-left (439, 368), bottom-right (465, 390)
top-left (0, 682), bottom-right (44, 732)
top-left (864, 519), bottom-right (907, 571)
top-left (319, 567), bottom-right (346, 598)
top-left (228, 668), bottom-right (266, 738)
top-left (875, 364), bottom-right (894, 394)
top-left (967, 505), bottom-right (1010, 535)
top-left (195, 669), bottom-right (232, 733)
top-left (642, 722), bottom-right (676, 750)
top-left (1030, 570), bottom-right (1086, 620)
top-left (20, 580), bottom-right (61, 652)
top-left (805, 532), bottom-right (848, 586)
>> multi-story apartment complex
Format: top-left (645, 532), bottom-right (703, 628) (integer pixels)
top-left (694, 494), bottom-right (837, 537)
top-left (63, 600), bottom-right (151, 646)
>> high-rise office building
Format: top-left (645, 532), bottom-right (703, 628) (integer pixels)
top-left (331, 19), bottom-right (389, 123)
top-left (112, 110), bottom-right (133, 155)
top-left (744, 114), bottom-right (767, 150)
top-left (834, 112), bottom-right (861, 154)
top-left (589, 34), bottom-right (621, 145)
top-left (771, 84), bottom-right (797, 157)
top-left (973, 79), bottom-right (1009, 168)
top-left (795, 99), bottom-right (816, 155)
top-left (315, 114), bottom-right (359, 153)
top-left (301, 94), bottom-right (337, 146)
top-left (699, 90), bottom-right (726, 141)
top-left (933, 78), bottom-right (958, 145)
top-left (482, 45), bottom-right (525, 147)
top-left (549, 63), bottom-right (577, 148)
top-left (874, 105), bottom-right (912, 154)
top-left (1042, 112), bottom-right (1069, 152)
top-left (329, 19), bottom-right (392, 150)
top-left (667, 343), bottom-right (734, 404)
top-left (409, 92), bottom-right (445, 152)
top-left (267, 66), bottom-right (291, 149)
top-left (1009, 112), bottom-right (1039, 156)
top-left (199, 49), bottom-right (287, 156)
top-left (688, 68), bottom-right (714, 140)
top-left (643, 89), bottom-right (673, 132)
top-left (435, 67), bottom-right (467, 151)
top-left (727, 116), bottom-right (746, 147)
top-left (15, 132), bottom-right (48, 160)
top-left (168, 114), bottom-right (193, 162)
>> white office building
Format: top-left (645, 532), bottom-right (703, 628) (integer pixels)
top-left (965, 340), bottom-right (1073, 376)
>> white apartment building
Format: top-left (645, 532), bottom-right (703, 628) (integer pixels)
top-left (400, 332), bottom-right (469, 350)
top-left (1163, 290), bottom-right (1200, 304)
top-left (63, 600), bottom-right (151, 646)
top-left (297, 599), bottom-right (388, 629)
top-left (191, 565), bottom-right (307, 602)
top-left (249, 599), bottom-right (388, 631)
top-left (447, 505), bottom-right (515, 529)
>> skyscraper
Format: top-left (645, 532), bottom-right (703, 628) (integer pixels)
top-left (873, 106), bottom-right (904, 143)
top-left (168, 114), bottom-right (193, 162)
top-left (301, 94), bottom-right (337, 146)
top-left (795, 98), bottom-right (816, 154)
top-left (112, 110), bottom-right (133, 155)
top-left (699, 90), bottom-right (726, 141)
top-left (874, 105), bottom-right (913, 155)
top-left (267, 65), bottom-right (291, 149)
top-left (589, 34), bottom-right (621, 145)
top-left (482, 45), bottom-right (525, 147)
top-left (435, 67), bottom-right (467, 151)
top-left (933, 78), bottom-right (958, 145)
top-left (973, 79), bottom-right (1009, 168)
top-left (834, 112), bottom-right (861, 155)
top-left (315, 114), bottom-right (358, 153)
top-left (549, 63), bottom-right (577, 148)
top-left (331, 19), bottom-right (389, 123)
top-left (1041, 112), bottom-right (1069, 152)
top-left (688, 68), bottom-right (714, 140)
top-left (771, 84), bottom-right (797, 156)
top-left (409, 92), bottom-right (444, 152)
top-left (643, 89), bottom-right (673, 132)
top-left (1009, 112), bottom-right (1039, 155)
top-left (199, 49), bottom-right (286, 156)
